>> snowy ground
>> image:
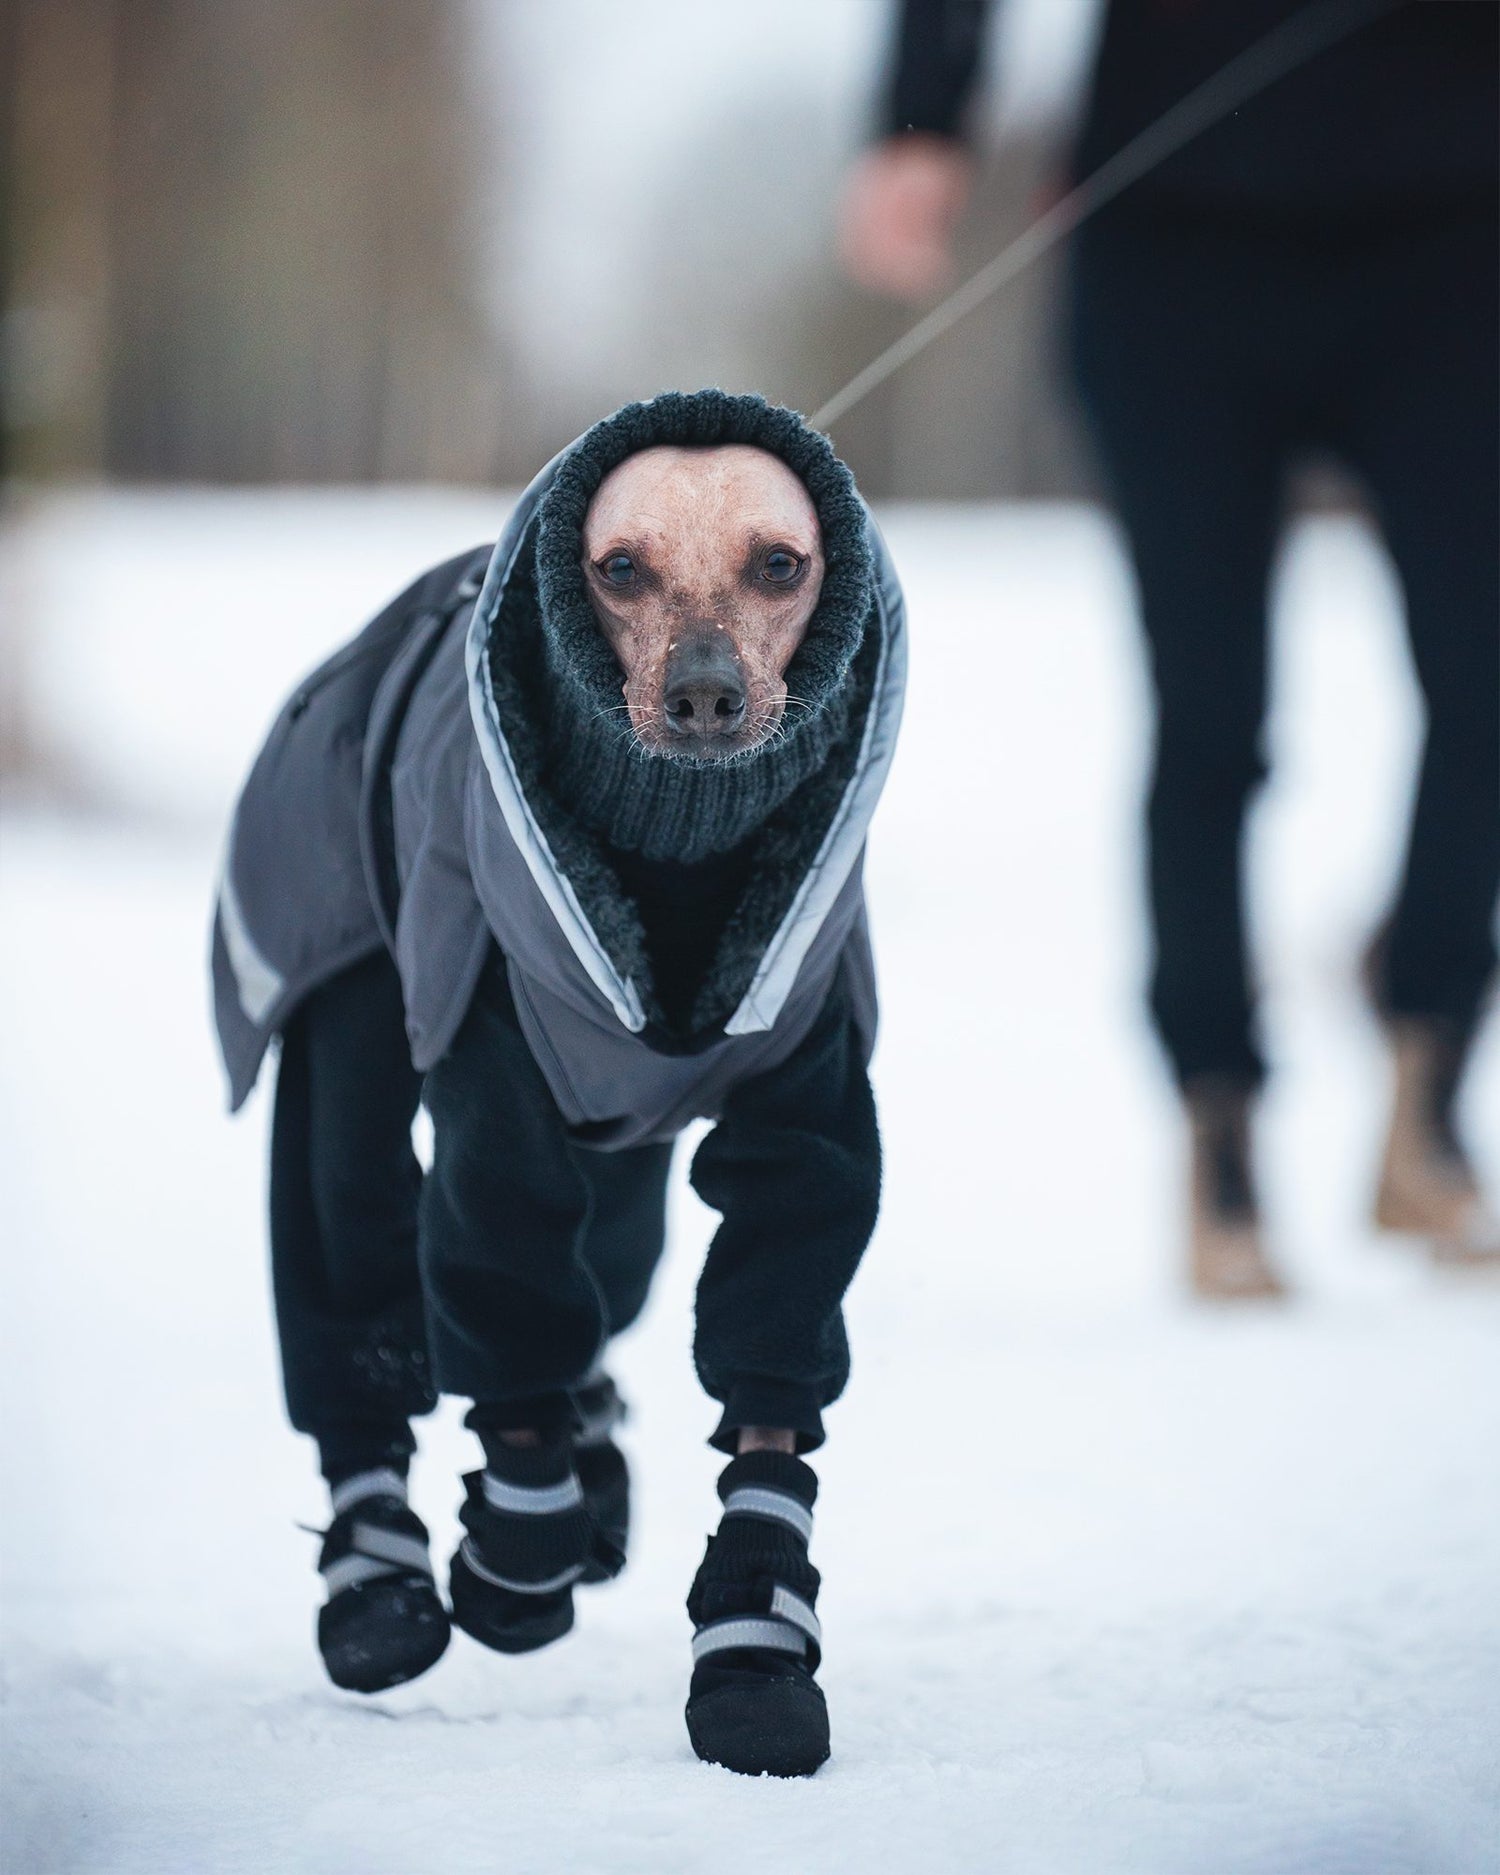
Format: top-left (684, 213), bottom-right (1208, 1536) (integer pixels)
top-left (3, 491), bottom-right (1497, 1875)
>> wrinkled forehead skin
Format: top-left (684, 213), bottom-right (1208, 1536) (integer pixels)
top-left (581, 444), bottom-right (823, 584)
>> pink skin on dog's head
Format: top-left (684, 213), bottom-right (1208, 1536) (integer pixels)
top-left (581, 444), bottom-right (824, 758)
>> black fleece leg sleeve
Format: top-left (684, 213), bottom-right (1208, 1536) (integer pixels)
top-left (689, 970), bottom-right (880, 1454)
top-left (576, 1142), bottom-right (673, 1337)
top-left (420, 953), bottom-right (670, 1415)
top-left (269, 952), bottom-right (435, 1480)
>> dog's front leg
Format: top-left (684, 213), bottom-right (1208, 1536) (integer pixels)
top-left (683, 973), bottom-right (881, 1777)
top-left (688, 972), bottom-right (880, 1455)
top-left (421, 949), bottom-right (647, 1653)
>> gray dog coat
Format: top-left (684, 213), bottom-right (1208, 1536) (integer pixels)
top-left (212, 400), bottom-right (907, 1150)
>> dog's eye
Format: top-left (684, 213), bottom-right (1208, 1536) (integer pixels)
top-left (760, 550), bottom-right (803, 584)
top-left (599, 553), bottom-right (636, 587)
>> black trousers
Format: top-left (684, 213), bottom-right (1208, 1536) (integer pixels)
top-left (270, 949), bottom-right (878, 1476)
top-left (1069, 200), bottom-right (1500, 1088)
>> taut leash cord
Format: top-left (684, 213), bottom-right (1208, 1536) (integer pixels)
top-left (810, 0), bottom-right (1399, 431)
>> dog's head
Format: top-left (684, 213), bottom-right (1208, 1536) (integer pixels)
top-left (580, 444), bottom-right (825, 759)
top-left (530, 394), bottom-right (872, 805)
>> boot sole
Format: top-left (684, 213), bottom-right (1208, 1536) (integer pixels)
top-left (685, 1681), bottom-right (831, 1778)
top-left (319, 1587), bottom-right (451, 1694)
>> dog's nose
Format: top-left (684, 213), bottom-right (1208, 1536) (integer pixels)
top-left (662, 635), bottom-right (747, 738)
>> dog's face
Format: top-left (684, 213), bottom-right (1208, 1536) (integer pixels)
top-left (581, 444), bottom-right (825, 758)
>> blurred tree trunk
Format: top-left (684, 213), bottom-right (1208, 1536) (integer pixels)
top-left (3, 0), bottom-right (118, 480)
top-left (5, 0), bottom-right (520, 485)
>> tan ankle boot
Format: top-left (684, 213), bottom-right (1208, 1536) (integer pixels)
top-left (1185, 1083), bottom-right (1287, 1301)
top-left (1374, 1021), bottom-right (1500, 1266)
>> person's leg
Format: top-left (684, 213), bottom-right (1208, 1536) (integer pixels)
top-left (267, 949), bottom-right (447, 1691)
top-left (1068, 210), bottom-right (1297, 1298)
top-left (1070, 212), bottom-right (1290, 1091)
top-left (1337, 206), bottom-right (1500, 1046)
top-left (1335, 204), bottom-right (1500, 1258)
top-left (269, 950), bottom-right (432, 1482)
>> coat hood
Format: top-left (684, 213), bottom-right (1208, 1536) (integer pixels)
top-left (464, 392), bottom-right (907, 1045)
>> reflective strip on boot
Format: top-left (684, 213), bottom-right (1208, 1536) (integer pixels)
top-left (321, 1523), bottom-right (434, 1596)
top-left (480, 1471), bottom-right (584, 1515)
top-left (720, 1486), bottom-right (813, 1544)
top-left (329, 1467), bottom-right (408, 1515)
top-left (692, 1587), bottom-right (821, 1664)
top-left (323, 1553), bottom-right (404, 1595)
top-left (457, 1537), bottom-right (587, 1597)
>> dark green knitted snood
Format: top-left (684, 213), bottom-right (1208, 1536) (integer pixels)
top-left (528, 390), bottom-right (875, 863)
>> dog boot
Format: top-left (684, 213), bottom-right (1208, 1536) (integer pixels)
top-left (1375, 1019), bottom-right (1500, 1266)
top-left (685, 1451), bottom-right (829, 1778)
top-left (574, 1373), bottom-right (630, 1585)
top-left (315, 1467), bottom-right (450, 1693)
top-left (1186, 1081), bottom-right (1286, 1301)
top-left (449, 1434), bottom-right (620, 1655)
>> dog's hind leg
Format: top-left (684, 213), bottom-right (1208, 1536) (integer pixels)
top-left (570, 1140), bottom-right (673, 1579)
top-left (574, 1141), bottom-right (672, 1340)
top-left (269, 949), bottom-right (448, 1691)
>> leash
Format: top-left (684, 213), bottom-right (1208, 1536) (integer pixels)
top-left (810, 0), bottom-right (1400, 431)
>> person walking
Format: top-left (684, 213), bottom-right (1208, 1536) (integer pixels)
top-left (838, 0), bottom-right (1499, 1296)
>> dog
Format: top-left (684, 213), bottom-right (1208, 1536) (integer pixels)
top-left (212, 391), bottom-right (907, 1776)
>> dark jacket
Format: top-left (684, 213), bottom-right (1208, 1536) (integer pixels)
top-left (882, 0), bottom-right (1498, 217)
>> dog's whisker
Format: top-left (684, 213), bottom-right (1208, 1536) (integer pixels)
top-left (621, 681), bottom-right (826, 761)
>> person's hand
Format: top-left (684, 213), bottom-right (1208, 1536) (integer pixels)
top-left (836, 134), bottom-right (974, 303)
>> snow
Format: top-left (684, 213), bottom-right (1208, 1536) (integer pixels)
top-left (3, 492), bottom-right (1497, 1874)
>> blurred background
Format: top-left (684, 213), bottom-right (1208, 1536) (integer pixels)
top-left (4, 0), bottom-right (1106, 799)
top-left (3, 0), bottom-right (1095, 497)
top-left (3, 5), bottom-right (1497, 1872)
